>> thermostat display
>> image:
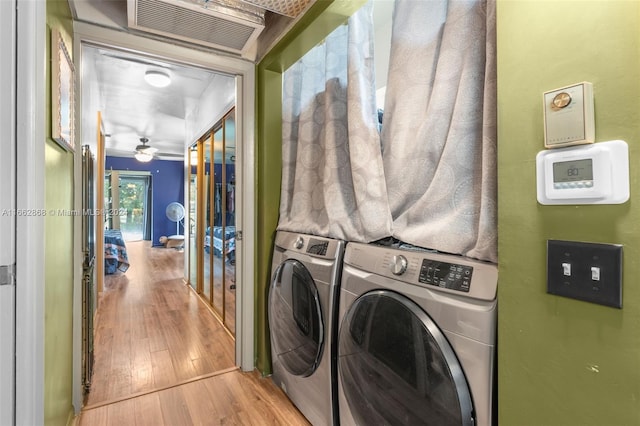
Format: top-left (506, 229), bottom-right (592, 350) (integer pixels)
top-left (537, 140), bottom-right (629, 205)
top-left (553, 159), bottom-right (593, 185)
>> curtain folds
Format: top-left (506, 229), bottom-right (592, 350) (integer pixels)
top-left (278, 2), bottom-right (392, 242)
top-left (381, 0), bottom-right (497, 262)
top-left (279, 0), bottom-right (497, 263)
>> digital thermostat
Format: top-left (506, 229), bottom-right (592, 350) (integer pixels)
top-left (536, 140), bottom-right (629, 205)
top-left (543, 82), bottom-right (595, 148)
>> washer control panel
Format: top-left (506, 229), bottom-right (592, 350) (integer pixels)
top-left (418, 259), bottom-right (473, 292)
top-left (344, 242), bottom-right (498, 301)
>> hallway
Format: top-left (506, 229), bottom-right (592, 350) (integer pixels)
top-left (78, 241), bottom-right (307, 424)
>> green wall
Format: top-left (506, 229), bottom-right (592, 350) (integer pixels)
top-left (255, 0), bottom-right (366, 373)
top-left (262, 1), bottom-right (640, 421)
top-left (497, 1), bottom-right (640, 424)
top-left (45, 0), bottom-right (75, 424)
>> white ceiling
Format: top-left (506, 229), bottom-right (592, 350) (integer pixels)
top-left (73, 0), bottom-right (311, 162)
top-left (82, 45), bottom-right (235, 161)
top-left (74, 0), bottom-right (394, 162)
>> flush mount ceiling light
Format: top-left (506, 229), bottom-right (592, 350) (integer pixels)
top-left (144, 70), bottom-right (171, 88)
top-left (135, 152), bottom-right (153, 162)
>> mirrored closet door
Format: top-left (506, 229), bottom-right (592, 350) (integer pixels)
top-left (188, 108), bottom-right (236, 335)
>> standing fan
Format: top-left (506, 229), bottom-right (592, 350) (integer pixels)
top-left (165, 202), bottom-right (185, 238)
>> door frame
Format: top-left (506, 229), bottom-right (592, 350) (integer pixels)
top-left (15, 0), bottom-right (46, 423)
top-left (0, 0), bottom-right (17, 423)
top-left (72, 22), bottom-right (256, 411)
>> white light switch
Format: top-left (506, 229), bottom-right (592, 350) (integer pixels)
top-left (591, 266), bottom-right (601, 281)
top-left (562, 262), bottom-right (571, 276)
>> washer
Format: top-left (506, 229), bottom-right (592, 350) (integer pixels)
top-left (337, 242), bottom-right (498, 426)
top-left (269, 231), bottom-right (345, 426)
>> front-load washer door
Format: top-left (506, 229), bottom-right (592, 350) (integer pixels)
top-left (339, 290), bottom-right (474, 426)
top-left (269, 259), bottom-right (324, 377)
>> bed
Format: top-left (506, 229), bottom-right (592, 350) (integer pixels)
top-left (204, 226), bottom-right (236, 263)
top-left (104, 229), bottom-right (130, 274)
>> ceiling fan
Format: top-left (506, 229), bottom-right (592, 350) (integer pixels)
top-left (135, 137), bottom-right (158, 154)
top-left (134, 137), bottom-right (157, 162)
top-left (131, 137), bottom-right (184, 162)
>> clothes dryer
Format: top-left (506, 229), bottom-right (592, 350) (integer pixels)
top-left (337, 242), bottom-right (498, 426)
top-left (269, 231), bottom-right (345, 426)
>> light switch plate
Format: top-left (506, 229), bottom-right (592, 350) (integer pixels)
top-left (547, 240), bottom-right (622, 308)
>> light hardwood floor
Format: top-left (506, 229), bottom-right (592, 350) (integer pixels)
top-left (79, 241), bottom-right (308, 425)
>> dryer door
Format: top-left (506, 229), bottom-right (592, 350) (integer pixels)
top-left (269, 259), bottom-right (324, 377)
top-left (339, 290), bottom-right (474, 426)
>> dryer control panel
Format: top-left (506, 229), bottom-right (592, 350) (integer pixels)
top-left (419, 260), bottom-right (473, 293)
top-left (306, 239), bottom-right (329, 256)
top-left (275, 231), bottom-right (344, 261)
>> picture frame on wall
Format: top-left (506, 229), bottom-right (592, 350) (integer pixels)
top-left (51, 28), bottom-right (74, 152)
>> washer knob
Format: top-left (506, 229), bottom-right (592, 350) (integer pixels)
top-left (294, 236), bottom-right (305, 249)
top-left (390, 255), bottom-right (408, 275)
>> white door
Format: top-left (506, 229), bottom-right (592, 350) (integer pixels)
top-left (0, 0), bottom-right (17, 423)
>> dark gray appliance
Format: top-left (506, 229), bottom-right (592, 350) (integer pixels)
top-left (337, 242), bottom-right (498, 426)
top-left (269, 231), bottom-right (345, 425)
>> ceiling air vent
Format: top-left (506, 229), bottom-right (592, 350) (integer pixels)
top-left (127, 0), bottom-right (265, 55)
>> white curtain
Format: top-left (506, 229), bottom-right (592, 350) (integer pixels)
top-left (381, 0), bottom-right (497, 262)
top-left (278, 2), bottom-right (392, 242)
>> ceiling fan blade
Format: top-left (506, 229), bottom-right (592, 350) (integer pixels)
top-left (138, 146), bottom-right (158, 154)
top-left (107, 148), bottom-right (138, 157)
top-left (157, 152), bottom-right (183, 158)
top-left (135, 137), bottom-right (159, 155)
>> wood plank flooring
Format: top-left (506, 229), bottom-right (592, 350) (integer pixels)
top-left (79, 369), bottom-right (309, 425)
top-left (80, 241), bottom-right (308, 425)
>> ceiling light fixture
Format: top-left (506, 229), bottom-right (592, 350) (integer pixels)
top-left (135, 152), bottom-right (153, 162)
top-left (144, 70), bottom-right (171, 88)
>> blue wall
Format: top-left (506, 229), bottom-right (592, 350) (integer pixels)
top-left (105, 156), bottom-right (184, 246)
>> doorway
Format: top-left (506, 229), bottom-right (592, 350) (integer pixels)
top-left (75, 25), bottom-right (256, 411)
top-left (105, 171), bottom-right (152, 242)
